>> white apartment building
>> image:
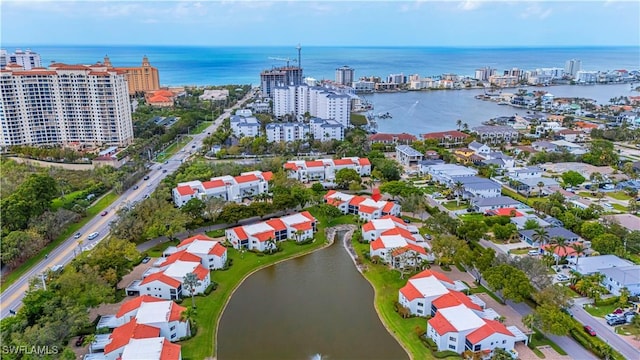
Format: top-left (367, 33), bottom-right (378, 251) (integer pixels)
top-left (0, 49), bottom-right (41, 70)
top-left (575, 71), bottom-right (598, 84)
top-left (229, 114), bottom-right (260, 138)
top-left (335, 65), bottom-right (355, 86)
top-left (565, 59), bottom-right (582, 78)
top-left (352, 80), bottom-right (375, 93)
top-left (0, 62), bottom-right (134, 147)
top-left (172, 170), bottom-right (273, 207)
top-left (309, 117), bottom-right (344, 141)
top-left (272, 85), bottom-right (351, 127)
top-left (324, 191), bottom-right (401, 221)
top-left (265, 122), bottom-right (310, 143)
top-left (284, 157), bottom-right (371, 183)
top-left (225, 212), bottom-right (317, 251)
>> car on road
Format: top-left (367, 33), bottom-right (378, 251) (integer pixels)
top-left (141, 257), bottom-right (151, 264)
top-left (133, 185), bottom-right (139, 190)
top-left (163, 169), bottom-right (167, 173)
top-left (144, 194), bottom-right (150, 199)
top-left (87, 232), bottom-right (99, 240)
top-left (143, 175), bottom-right (150, 180)
top-left (73, 232), bottom-right (82, 239)
top-left (100, 210), bottom-right (108, 216)
top-left (607, 317), bottom-right (626, 326)
top-left (556, 274), bottom-right (569, 282)
top-left (583, 325), bottom-right (596, 336)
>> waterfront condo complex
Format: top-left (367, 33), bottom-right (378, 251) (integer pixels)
top-left (0, 61), bottom-right (134, 147)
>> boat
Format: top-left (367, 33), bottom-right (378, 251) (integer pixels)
top-left (498, 101), bottom-right (510, 105)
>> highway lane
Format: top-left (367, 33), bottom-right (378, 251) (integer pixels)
top-left (0, 90), bottom-right (254, 319)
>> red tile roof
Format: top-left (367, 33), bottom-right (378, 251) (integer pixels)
top-left (266, 218), bottom-right (287, 231)
top-left (541, 243), bottom-right (579, 257)
top-left (422, 130), bottom-right (470, 140)
top-left (233, 227), bottom-right (248, 240)
top-left (362, 222), bottom-right (375, 232)
top-left (177, 234), bottom-right (213, 247)
top-left (154, 90), bottom-right (175, 97)
top-left (105, 320), bottom-right (160, 354)
top-left (381, 227), bottom-right (415, 241)
top-left (12, 71), bottom-right (57, 76)
top-left (358, 158), bottom-right (371, 166)
top-left (149, 95), bottom-right (171, 103)
top-left (140, 272), bottom-right (181, 288)
top-left (253, 230), bottom-right (275, 242)
top-left (428, 312), bottom-right (457, 335)
top-left (369, 133), bottom-right (417, 142)
top-left (88, 71), bottom-right (110, 76)
top-left (432, 290), bottom-right (482, 312)
top-left (234, 174), bottom-right (259, 183)
top-left (202, 179), bottom-right (225, 189)
top-left (466, 319), bottom-right (514, 344)
top-left (399, 282), bottom-right (423, 301)
top-left (159, 250), bottom-right (202, 267)
top-left (411, 269), bottom-right (454, 284)
top-left (359, 205), bottom-right (378, 214)
top-left (306, 160), bottom-right (324, 167)
top-left (333, 158), bottom-right (355, 166)
top-left (193, 265), bottom-right (209, 280)
top-left (299, 211), bottom-right (316, 222)
top-left (380, 215), bottom-right (405, 224)
top-left (292, 222), bottom-right (312, 231)
top-left (209, 242), bottom-right (227, 256)
top-left (116, 295), bottom-right (164, 318)
top-left (262, 171), bottom-right (273, 181)
top-left (406, 243), bottom-right (428, 255)
top-left (160, 339), bottom-right (182, 360)
top-left (370, 238), bottom-right (385, 250)
top-left (284, 162), bottom-right (299, 171)
top-left (168, 302), bottom-right (187, 322)
top-left (349, 196), bottom-right (366, 206)
top-left (382, 202), bottom-right (396, 213)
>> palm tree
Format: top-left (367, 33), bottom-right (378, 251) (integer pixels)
top-left (180, 306), bottom-right (196, 337)
top-left (549, 236), bottom-right (567, 267)
top-left (452, 181), bottom-right (465, 206)
top-left (532, 227), bottom-right (549, 250)
top-left (408, 250), bottom-right (422, 273)
top-left (265, 237), bottom-right (277, 254)
top-left (570, 242), bottom-right (585, 270)
top-left (456, 119), bottom-right (462, 131)
top-left (537, 181), bottom-right (545, 197)
top-left (522, 314), bottom-right (538, 345)
top-left (183, 272), bottom-right (201, 309)
top-left (294, 230), bottom-right (305, 243)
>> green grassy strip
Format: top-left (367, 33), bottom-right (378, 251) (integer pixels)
top-left (1, 192), bottom-right (118, 292)
top-left (192, 121), bottom-right (213, 134)
top-left (157, 136), bottom-right (192, 162)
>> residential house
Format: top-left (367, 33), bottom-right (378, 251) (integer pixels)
top-left (456, 176), bottom-right (502, 199)
top-left (425, 150), bottom-right (440, 160)
top-left (225, 212), bottom-right (317, 251)
top-left (398, 270), bottom-right (467, 316)
top-left (113, 296), bottom-right (190, 341)
top-left (453, 148), bottom-right (484, 165)
top-left (600, 265), bottom-right (640, 296)
top-left (472, 126), bottom-right (520, 144)
top-left (570, 255), bottom-right (635, 275)
top-left (532, 141), bottom-right (557, 152)
top-left (471, 196), bottom-right (523, 213)
top-left (512, 177), bottom-right (559, 196)
top-left (557, 129), bottom-right (587, 143)
top-left (368, 133), bottom-right (417, 145)
top-left (520, 226), bottom-right (580, 247)
top-left (602, 214), bottom-right (640, 232)
top-left (421, 130), bottom-right (470, 148)
top-left (468, 141), bottom-right (491, 156)
top-left (396, 145), bottom-right (424, 166)
top-left (362, 215), bottom-right (419, 242)
top-left (167, 234), bottom-right (228, 270)
top-left (284, 157), bottom-right (371, 183)
top-left (481, 152), bottom-right (515, 170)
top-left (550, 140), bottom-right (587, 155)
top-left (507, 167), bottom-right (543, 180)
top-left (324, 190), bottom-right (401, 221)
top-left (119, 337), bottom-right (181, 360)
top-left (510, 215), bottom-right (551, 230)
top-left (369, 230), bottom-right (433, 268)
top-left (172, 171), bottom-right (273, 207)
top-left (421, 163), bottom-right (477, 185)
top-left (541, 242), bottom-right (589, 263)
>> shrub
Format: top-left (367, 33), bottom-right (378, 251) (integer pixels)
top-left (595, 296), bottom-right (619, 306)
top-left (434, 350), bottom-right (460, 358)
top-left (174, 298), bottom-right (183, 304)
top-left (423, 337), bottom-right (438, 351)
top-left (203, 283), bottom-right (216, 295)
top-left (296, 238), bottom-right (313, 245)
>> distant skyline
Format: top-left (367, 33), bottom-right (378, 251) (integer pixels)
top-left (2, 1), bottom-right (639, 48)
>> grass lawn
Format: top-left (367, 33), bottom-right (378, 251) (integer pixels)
top-left (458, 213), bottom-right (485, 222)
top-left (0, 191), bottom-right (118, 292)
top-left (583, 303), bottom-right (618, 318)
top-left (442, 201), bottom-right (468, 211)
top-left (612, 203), bottom-right (628, 212)
top-left (578, 192), bottom-right (595, 198)
top-left (157, 136), bottom-right (192, 162)
top-left (192, 121), bottom-right (213, 134)
top-left (51, 190), bottom-right (85, 210)
top-left (351, 239), bottom-right (435, 359)
top-left (608, 191), bottom-right (631, 201)
top-left (510, 248), bottom-right (535, 255)
top-left (616, 324), bottom-right (640, 336)
top-left (145, 240), bottom-right (179, 258)
top-left (206, 229), bottom-right (226, 238)
top-left (529, 329), bottom-right (568, 356)
top-left (180, 210), bottom-right (353, 360)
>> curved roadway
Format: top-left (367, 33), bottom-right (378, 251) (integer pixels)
top-left (0, 91), bottom-right (254, 319)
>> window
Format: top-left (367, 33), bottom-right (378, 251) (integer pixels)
top-left (171, 333), bottom-right (176, 339)
top-left (448, 345), bottom-right (456, 350)
top-left (170, 325), bottom-right (176, 331)
top-left (417, 302), bottom-right (424, 307)
top-left (474, 345), bottom-right (481, 351)
top-left (417, 309), bottom-right (423, 314)
top-left (449, 336), bottom-right (456, 342)
top-left (502, 340), bottom-right (506, 344)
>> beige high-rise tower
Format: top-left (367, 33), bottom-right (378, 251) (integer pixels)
top-left (111, 55), bottom-right (160, 95)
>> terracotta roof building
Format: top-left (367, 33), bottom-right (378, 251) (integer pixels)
top-left (421, 130), bottom-right (470, 148)
top-left (108, 55), bottom-right (160, 95)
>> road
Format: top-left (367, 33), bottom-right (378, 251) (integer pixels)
top-left (0, 89), bottom-right (256, 319)
top-left (570, 299), bottom-right (640, 360)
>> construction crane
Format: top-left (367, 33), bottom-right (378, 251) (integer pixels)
top-left (268, 56), bottom-right (297, 68)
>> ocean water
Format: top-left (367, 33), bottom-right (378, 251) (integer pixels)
top-left (11, 45), bottom-right (640, 86)
top-left (10, 45), bottom-right (640, 134)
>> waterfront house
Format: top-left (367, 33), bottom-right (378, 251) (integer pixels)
top-left (362, 215), bottom-right (420, 242)
top-left (519, 226), bottom-right (580, 247)
top-left (472, 125), bottom-right (520, 144)
top-left (398, 270), bottom-right (465, 316)
top-left (284, 157), bottom-right (371, 183)
top-left (421, 130), bottom-right (470, 148)
top-left (120, 337), bottom-right (181, 360)
top-left (420, 163), bottom-right (477, 184)
top-left (456, 176), bottom-right (502, 199)
top-left (225, 212), bottom-right (317, 251)
top-left (324, 190), bottom-right (401, 221)
top-left (172, 171), bottom-right (272, 207)
top-left (113, 296), bottom-right (190, 341)
top-left (368, 133), bottom-right (417, 145)
top-left (370, 231), bottom-right (433, 268)
top-left (396, 145), bottom-right (424, 166)
top-left (471, 196), bottom-right (523, 213)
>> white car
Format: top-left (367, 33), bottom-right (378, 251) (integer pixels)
top-left (73, 232), bottom-right (82, 239)
top-left (87, 232), bottom-right (99, 240)
top-left (556, 274), bottom-right (569, 282)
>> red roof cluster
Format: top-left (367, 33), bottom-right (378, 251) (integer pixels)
top-left (421, 130), bottom-right (469, 140)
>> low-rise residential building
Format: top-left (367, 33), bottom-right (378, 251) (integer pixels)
top-left (284, 157), bottom-right (371, 183)
top-left (362, 215), bottom-right (419, 242)
top-left (309, 118), bottom-right (345, 142)
top-left (369, 133), bottom-right (417, 145)
top-left (601, 265), bottom-right (640, 296)
top-left (421, 163), bottom-right (478, 184)
top-left (468, 141), bottom-right (491, 156)
top-left (229, 114), bottom-right (261, 138)
top-left (507, 166), bottom-right (543, 179)
top-left (172, 171), bottom-right (273, 207)
top-left (472, 126), bottom-right (520, 144)
top-left (520, 227), bottom-right (580, 247)
top-left (225, 212), bottom-right (317, 251)
top-left (396, 145), bottom-right (424, 166)
top-left (324, 190), bottom-right (401, 221)
top-left (265, 122), bottom-right (309, 143)
top-left (162, 234), bottom-right (228, 270)
top-left (113, 296), bottom-right (190, 341)
top-left (120, 337), bottom-right (181, 360)
top-left (421, 130), bottom-right (470, 148)
top-left (602, 214), bottom-right (640, 232)
top-left (137, 260), bottom-right (211, 299)
top-left (398, 270), bottom-right (467, 316)
top-left (103, 320), bottom-right (161, 360)
top-left (471, 196), bottom-right (523, 213)
top-left (456, 176), bottom-right (502, 199)
top-left (369, 229), bottom-right (433, 267)
top-left (570, 255), bottom-right (635, 275)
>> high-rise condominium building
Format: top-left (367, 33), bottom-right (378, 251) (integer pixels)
top-left (0, 62), bottom-right (134, 147)
top-left (105, 55), bottom-right (160, 95)
top-left (260, 66), bottom-right (304, 98)
top-left (564, 59), bottom-right (582, 78)
top-left (335, 66), bottom-right (355, 86)
top-left (1, 49), bottom-right (42, 70)
top-left (272, 85), bottom-right (351, 127)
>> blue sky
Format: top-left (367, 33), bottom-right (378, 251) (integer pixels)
top-left (2, 1), bottom-right (639, 47)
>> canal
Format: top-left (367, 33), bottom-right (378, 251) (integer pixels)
top-left (217, 232), bottom-right (408, 360)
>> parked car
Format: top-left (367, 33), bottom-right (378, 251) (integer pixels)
top-left (402, 218), bottom-right (411, 223)
top-left (556, 274), bottom-right (569, 282)
top-left (141, 257), bottom-right (151, 264)
top-left (583, 325), bottom-right (596, 336)
top-left (607, 317), bottom-right (626, 326)
top-left (163, 169), bottom-right (167, 173)
top-left (528, 250), bottom-right (539, 256)
top-left (87, 232), bottom-right (99, 240)
top-left (425, 234), bottom-right (432, 240)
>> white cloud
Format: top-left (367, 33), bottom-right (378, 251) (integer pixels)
top-left (458, 1), bottom-right (481, 11)
top-left (521, 4), bottom-right (552, 19)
